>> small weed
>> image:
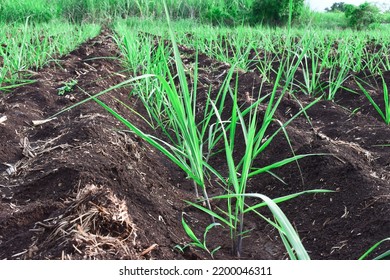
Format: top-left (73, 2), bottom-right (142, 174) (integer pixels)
top-left (174, 214), bottom-right (222, 258)
top-left (57, 79), bottom-right (78, 96)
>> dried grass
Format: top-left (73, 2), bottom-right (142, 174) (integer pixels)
top-left (33, 184), bottom-right (139, 259)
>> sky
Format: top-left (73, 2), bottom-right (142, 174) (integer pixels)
top-left (307, 0), bottom-right (390, 11)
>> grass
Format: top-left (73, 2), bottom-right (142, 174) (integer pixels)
top-left (0, 0), bottom-right (251, 24)
top-left (175, 216), bottom-right (222, 258)
top-left (0, 19), bottom-right (100, 90)
top-left (1, 0), bottom-right (390, 260)
top-left (298, 11), bottom-right (349, 29)
top-left (0, 0), bottom-right (55, 23)
top-left (113, 16), bottom-right (390, 101)
top-left (356, 74), bottom-right (390, 125)
top-left (110, 12), bottom-right (390, 257)
top-left (56, 2), bottom-right (332, 258)
top-left (42, 1), bottom-right (389, 258)
top-left (202, 86), bottom-right (326, 258)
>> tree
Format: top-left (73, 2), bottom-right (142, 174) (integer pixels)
top-left (205, 0), bottom-right (251, 26)
top-left (325, 2), bottom-right (347, 13)
top-left (251, 0), bottom-right (305, 26)
top-left (345, 2), bottom-right (381, 30)
top-left (344, 4), bottom-right (356, 18)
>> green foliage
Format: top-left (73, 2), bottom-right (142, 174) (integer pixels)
top-left (57, 0), bottom-right (90, 23)
top-left (203, 1), bottom-right (252, 26)
top-left (0, 0), bottom-right (386, 28)
top-left (0, 20), bottom-right (99, 87)
top-left (359, 237), bottom-right (390, 260)
top-left (345, 2), bottom-right (381, 30)
top-left (343, 4), bottom-right (356, 18)
top-left (382, 12), bottom-right (390, 24)
top-left (57, 80), bottom-right (78, 96)
top-left (0, 0), bottom-right (55, 23)
top-left (57, 0), bottom-right (132, 23)
top-left (174, 216), bottom-right (222, 258)
top-left (251, 0), bottom-right (305, 26)
top-left (356, 75), bottom-right (390, 125)
top-left (325, 2), bottom-right (347, 13)
top-left (56, 0), bottom-right (204, 23)
top-left (297, 11), bottom-right (349, 29)
top-left (205, 5), bottom-right (236, 25)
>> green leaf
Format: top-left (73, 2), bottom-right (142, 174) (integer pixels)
top-left (185, 200), bottom-right (234, 228)
top-left (249, 154), bottom-right (323, 177)
top-left (203, 222), bottom-right (222, 249)
top-left (359, 237), bottom-right (390, 260)
top-left (181, 216), bottom-right (202, 245)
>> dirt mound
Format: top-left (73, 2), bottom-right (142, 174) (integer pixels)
top-left (0, 30), bottom-right (190, 260)
top-left (33, 184), bottom-right (138, 260)
top-left (1, 30), bottom-right (389, 260)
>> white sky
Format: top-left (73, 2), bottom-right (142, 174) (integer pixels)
top-left (307, 0), bottom-right (390, 11)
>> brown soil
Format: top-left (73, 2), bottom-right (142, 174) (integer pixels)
top-left (0, 30), bottom-right (389, 260)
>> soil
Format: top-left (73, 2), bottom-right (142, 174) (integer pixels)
top-left (0, 30), bottom-right (389, 260)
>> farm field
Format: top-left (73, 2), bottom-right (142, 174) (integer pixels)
top-left (0, 0), bottom-right (390, 260)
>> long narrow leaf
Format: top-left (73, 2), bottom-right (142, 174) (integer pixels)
top-left (249, 154), bottom-right (323, 178)
top-left (359, 237), bottom-right (390, 260)
top-left (184, 200), bottom-right (234, 228)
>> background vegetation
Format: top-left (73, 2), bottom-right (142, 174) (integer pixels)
top-left (1, 0), bottom-right (390, 260)
top-left (0, 0), bottom-right (389, 28)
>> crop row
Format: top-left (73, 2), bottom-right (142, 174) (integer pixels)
top-left (1, 11), bottom-right (389, 259)
top-left (0, 20), bottom-right (100, 91)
